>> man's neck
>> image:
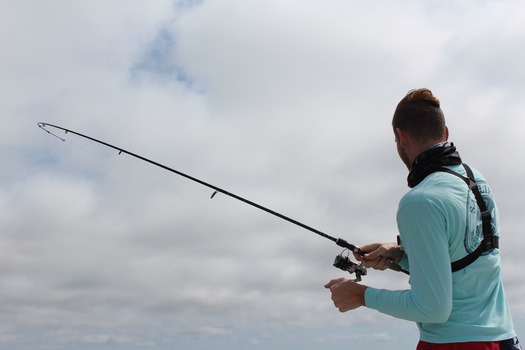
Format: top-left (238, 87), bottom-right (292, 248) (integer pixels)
top-left (412, 140), bottom-right (448, 164)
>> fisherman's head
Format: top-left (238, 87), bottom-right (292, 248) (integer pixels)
top-left (392, 88), bottom-right (449, 169)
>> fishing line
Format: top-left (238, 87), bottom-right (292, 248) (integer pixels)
top-left (38, 122), bottom-right (408, 280)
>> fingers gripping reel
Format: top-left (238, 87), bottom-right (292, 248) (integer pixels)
top-left (333, 249), bottom-right (367, 282)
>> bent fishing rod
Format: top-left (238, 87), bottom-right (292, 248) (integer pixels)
top-left (38, 122), bottom-right (407, 280)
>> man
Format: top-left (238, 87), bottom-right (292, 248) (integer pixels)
top-left (325, 88), bottom-right (521, 350)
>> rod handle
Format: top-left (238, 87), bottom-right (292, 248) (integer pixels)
top-left (335, 238), bottom-right (409, 275)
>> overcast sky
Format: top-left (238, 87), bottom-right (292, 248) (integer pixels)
top-left (1, 1), bottom-right (524, 349)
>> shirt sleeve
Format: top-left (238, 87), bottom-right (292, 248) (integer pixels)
top-left (398, 251), bottom-right (409, 271)
top-left (365, 198), bottom-right (453, 323)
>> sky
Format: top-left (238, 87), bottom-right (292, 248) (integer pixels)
top-left (1, 0), bottom-right (525, 349)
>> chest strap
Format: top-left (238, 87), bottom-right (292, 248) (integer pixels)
top-left (435, 164), bottom-right (499, 272)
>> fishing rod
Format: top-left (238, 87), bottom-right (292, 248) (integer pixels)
top-left (38, 122), bottom-right (407, 280)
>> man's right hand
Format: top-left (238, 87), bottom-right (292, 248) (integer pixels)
top-left (353, 242), bottom-right (403, 270)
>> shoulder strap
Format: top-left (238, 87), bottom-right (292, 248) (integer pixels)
top-left (436, 164), bottom-right (499, 272)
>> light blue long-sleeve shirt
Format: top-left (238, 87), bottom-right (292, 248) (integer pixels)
top-left (365, 164), bottom-right (516, 343)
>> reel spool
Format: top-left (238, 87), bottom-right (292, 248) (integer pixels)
top-left (333, 250), bottom-right (367, 282)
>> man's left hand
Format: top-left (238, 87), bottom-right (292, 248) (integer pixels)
top-left (324, 277), bottom-right (368, 312)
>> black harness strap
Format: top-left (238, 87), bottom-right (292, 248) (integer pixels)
top-left (436, 164), bottom-right (499, 272)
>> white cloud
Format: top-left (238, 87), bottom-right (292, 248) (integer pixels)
top-left (1, 0), bottom-right (525, 349)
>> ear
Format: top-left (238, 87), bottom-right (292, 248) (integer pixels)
top-left (395, 128), bottom-right (410, 147)
top-left (444, 126), bottom-right (449, 141)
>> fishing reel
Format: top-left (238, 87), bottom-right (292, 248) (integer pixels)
top-left (333, 250), bottom-right (367, 282)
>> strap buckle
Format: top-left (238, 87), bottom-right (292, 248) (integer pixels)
top-left (481, 210), bottom-right (498, 250)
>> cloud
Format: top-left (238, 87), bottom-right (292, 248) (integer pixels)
top-left (1, 0), bottom-right (525, 349)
